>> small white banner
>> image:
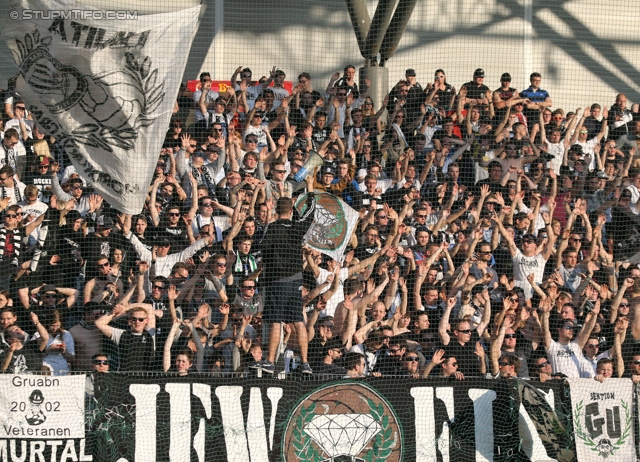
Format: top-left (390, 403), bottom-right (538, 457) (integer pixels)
top-left (0, 375), bottom-right (85, 439)
top-left (295, 193), bottom-right (360, 262)
top-left (569, 378), bottom-right (635, 461)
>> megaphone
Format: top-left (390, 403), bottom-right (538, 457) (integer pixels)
top-left (293, 151), bottom-right (324, 182)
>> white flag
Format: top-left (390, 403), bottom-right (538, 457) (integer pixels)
top-left (295, 192), bottom-right (359, 262)
top-left (568, 378), bottom-right (635, 461)
top-left (1, 0), bottom-right (201, 213)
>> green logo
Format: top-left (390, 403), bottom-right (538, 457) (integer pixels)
top-left (282, 382), bottom-right (402, 461)
top-left (573, 399), bottom-right (632, 459)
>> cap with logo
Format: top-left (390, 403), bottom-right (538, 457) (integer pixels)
top-left (473, 68), bottom-right (485, 78)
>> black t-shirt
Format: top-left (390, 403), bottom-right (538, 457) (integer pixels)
top-left (308, 336), bottom-right (327, 367)
top-left (354, 244), bottom-right (378, 262)
top-left (312, 126), bottom-right (330, 145)
top-left (440, 330), bottom-right (482, 377)
top-left (462, 81), bottom-right (490, 101)
top-left (434, 84), bottom-right (455, 110)
top-left (313, 362), bottom-right (347, 376)
top-left (501, 332), bottom-right (533, 378)
top-left (2, 341), bottom-right (44, 373)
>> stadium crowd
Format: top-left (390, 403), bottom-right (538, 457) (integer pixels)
top-left (1, 65), bottom-right (640, 383)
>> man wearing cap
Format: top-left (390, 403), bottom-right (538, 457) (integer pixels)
top-left (78, 214), bottom-right (118, 280)
top-left (492, 73), bottom-right (525, 119)
top-left (50, 160), bottom-right (97, 215)
top-left (494, 214), bottom-right (556, 300)
top-left (462, 69), bottom-right (490, 107)
top-left (312, 338), bottom-right (346, 376)
top-left (176, 134), bottom-right (218, 200)
top-left (32, 283), bottom-right (79, 316)
top-left (24, 156), bottom-right (53, 203)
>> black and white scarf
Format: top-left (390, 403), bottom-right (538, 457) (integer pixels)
top-left (0, 226), bottom-right (22, 266)
top-left (0, 183), bottom-right (22, 204)
top-left (192, 165), bottom-right (217, 197)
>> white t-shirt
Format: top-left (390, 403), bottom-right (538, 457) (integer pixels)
top-left (0, 181), bottom-right (27, 206)
top-left (544, 140), bottom-right (565, 175)
top-left (546, 339), bottom-right (582, 378)
top-left (512, 250), bottom-right (547, 299)
top-left (5, 118), bottom-right (33, 142)
top-left (269, 86), bottom-right (290, 110)
top-left (18, 199), bottom-right (48, 245)
top-left (234, 84), bottom-right (264, 111)
top-left (244, 124), bottom-right (268, 149)
top-left (574, 138), bottom-right (599, 171)
top-left (627, 184), bottom-right (640, 215)
top-left (316, 267), bottom-right (349, 318)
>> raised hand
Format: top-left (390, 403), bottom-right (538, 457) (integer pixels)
top-left (430, 349), bottom-right (445, 364)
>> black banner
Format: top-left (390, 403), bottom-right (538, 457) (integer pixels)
top-left (71, 375), bottom-right (570, 462)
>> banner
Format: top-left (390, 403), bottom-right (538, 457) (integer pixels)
top-left (0, 374), bottom-right (89, 461)
top-left (1, 0), bottom-right (201, 213)
top-left (84, 375), bottom-right (567, 462)
top-left (5, 374), bottom-right (640, 461)
top-left (295, 192), bottom-right (359, 262)
top-left (569, 378), bottom-right (635, 461)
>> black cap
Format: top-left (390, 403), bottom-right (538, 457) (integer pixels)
top-left (96, 215), bottom-right (114, 228)
top-left (471, 284), bottom-right (488, 295)
top-left (474, 68), bottom-right (485, 78)
top-left (405, 68), bottom-right (416, 76)
top-left (569, 144), bottom-right (584, 153)
top-left (500, 72), bottom-right (512, 81)
top-left (320, 165), bottom-right (335, 176)
top-left (41, 284), bottom-right (57, 294)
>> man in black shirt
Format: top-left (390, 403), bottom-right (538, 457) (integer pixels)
top-left (462, 69), bottom-right (490, 107)
top-left (252, 175), bottom-right (316, 374)
top-left (1, 312), bottom-right (49, 373)
top-left (312, 338), bottom-right (346, 376)
top-left (95, 303), bottom-right (156, 371)
top-left (438, 311), bottom-right (486, 377)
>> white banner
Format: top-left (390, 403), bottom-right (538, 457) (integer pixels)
top-left (569, 378), bottom-right (635, 461)
top-left (1, 0), bottom-right (201, 213)
top-left (295, 193), bottom-right (359, 262)
top-left (0, 374), bottom-right (85, 438)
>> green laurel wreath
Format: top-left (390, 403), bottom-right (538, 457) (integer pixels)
top-left (573, 399), bottom-right (632, 458)
top-left (292, 402), bottom-right (321, 462)
top-left (362, 398), bottom-right (395, 462)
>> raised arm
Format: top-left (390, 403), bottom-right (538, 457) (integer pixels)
top-left (439, 296), bottom-right (457, 346)
top-left (163, 318), bottom-right (182, 372)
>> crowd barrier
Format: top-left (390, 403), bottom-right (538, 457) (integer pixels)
top-left (1, 374), bottom-right (638, 461)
